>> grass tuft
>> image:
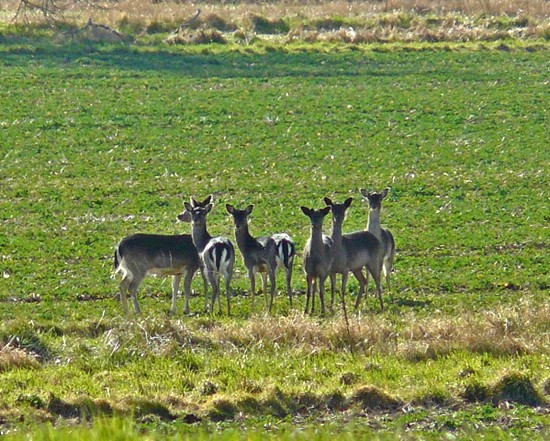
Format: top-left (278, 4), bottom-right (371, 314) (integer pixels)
top-left (126, 398), bottom-right (175, 421)
top-left (248, 14), bottom-right (290, 35)
top-left (462, 381), bottom-right (490, 403)
top-left (349, 385), bottom-right (403, 411)
top-left (490, 372), bottom-right (546, 406)
top-left (1, 328), bottom-right (53, 362)
top-left (203, 13), bottom-right (237, 32)
top-left (0, 345), bottom-right (40, 371)
top-left (207, 398), bottom-right (238, 422)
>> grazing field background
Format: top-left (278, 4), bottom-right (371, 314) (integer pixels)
top-left (0, 1), bottom-right (549, 439)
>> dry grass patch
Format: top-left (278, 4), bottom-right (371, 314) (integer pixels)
top-left (2, 1), bottom-right (549, 43)
top-left (0, 345), bottom-right (40, 372)
top-left (203, 300), bottom-right (548, 359)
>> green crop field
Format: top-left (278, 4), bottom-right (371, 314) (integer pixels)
top-left (0, 37), bottom-right (548, 440)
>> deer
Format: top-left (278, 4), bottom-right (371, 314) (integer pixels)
top-left (226, 204), bottom-right (278, 312)
top-left (323, 196), bottom-right (386, 312)
top-left (113, 214), bottom-right (207, 316)
top-left (300, 206), bottom-right (333, 315)
top-left (271, 233), bottom-right (296, 308)
top-left (179, 196), bottom-right (235, 315)
top-left (359, 187), bottom-right (396, 300)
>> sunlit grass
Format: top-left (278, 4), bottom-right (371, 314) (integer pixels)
top-left (0, 27), bottom-right (548, 439)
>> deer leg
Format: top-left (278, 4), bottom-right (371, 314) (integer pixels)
top-left (311, 278), bottom-right (317, 314)
top-left (216, 273), bottom-right (223, 314)
top-left (119, 276), bottom-right (131, 315)
top-left (201, 268), bottom-right (209, 312)
top-left (384, 260), bottom-right (392, 301)
top-left (353, 269), bottom-right (368, 310)
top-left (260, 271), bottom-right (268, 310)
top-left (365, 269), bottom-right (370, 299)
top-left (318, 276), bottom-right (326, 316)
top-left (374, 275), bottom-right (384, 311)
top-left (366, 263), bottom-right (384, 312)
top-left (268, 268), bottom-right (276, 313)
top-left (329, 273), bottom-right (336, 312)
top-left (206, 271), bottom-right (218, 315)
top-left (128, 276), bottom-right (143, 315)
top-left (249, 269), bottom-right (256, 309)
top-left (340, 271), bottom-right (349, 315)
top-left (224, 271), bottom-right (232, 317)
top-left (286, 266), bottom-right (293, 309)
top-left (170, 274), bottom-right (182, 315)
top-left (182, 270), bottom-right (194, 315)
top-left (305, 276), bottom-right (313, 314)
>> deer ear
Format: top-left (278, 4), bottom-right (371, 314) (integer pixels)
top-left (344, 197), bottom-right (353, 207)
top-left (321, 206), bottom-right (331, 216)
top-left (245, 205), bottom-right (254, 215)
top-left (177, 211), bottom-right (192, 223)
top-left (205, 203), bottom-right (213, 214)
top-left (184, 201), bottom-right (193, 212)
top-left (360, 188), bottom-right (369, 198)
top-left (323, 197), bottom-right (333, 206)
top-left (300, 206), bottom-right (311, 216)
top-left (203, 195), bottom-right (213, 205)
top-left (382, 188), bottom-right (390, 198)
top-left (226, 204), bottom-right (234, 214)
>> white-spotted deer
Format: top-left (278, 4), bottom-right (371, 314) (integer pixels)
top-left (226, 204), bottom-right (278, 312)
top-left (180, 196), bottom-right (235, 315)
top-left (113, 217), bottom-right (207, 316)
top-left (324, 196), bottom-right (386, 311)
top-left (301, 206), bottom-right (333, 315)
top-left (271, 233), bottom-right (296, 308)
top-left (359, 188), bottom-right (396, 302)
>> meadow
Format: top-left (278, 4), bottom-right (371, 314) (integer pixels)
top-left (0, 6), bottom-right (549, 439)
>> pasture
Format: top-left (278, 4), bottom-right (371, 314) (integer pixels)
top-left (0, 38), bottom-right (549, 439)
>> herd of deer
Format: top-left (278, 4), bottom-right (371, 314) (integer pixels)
top-left (114, 188), bottom-right (395, 316)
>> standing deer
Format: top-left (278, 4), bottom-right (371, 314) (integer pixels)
top-left (113, 219), bottom-right (206, 316)
top-left (179, 197), bottom-right (235, 315)
top-left (226, 204), bottom-right (278, 312)
top-left (301, 206), bottom-right (333, 315)
top-left (324, 196), bottom-right (386, 311)
top-left (271, 233), bottom-right (296, 308)
top-left (360, 188), bottom-right (396, 300)
top-left (323, 196), bottom-right (353, 312)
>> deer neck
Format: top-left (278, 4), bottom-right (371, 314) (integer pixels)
top-left (367, 208), bottom-right (383, 241)
top-left (235, 224), bottom-right (253, 251)
top-left (330, 217), bottom-right (344, 247)
top-left (191, 222), bottom-right (212, 252)
top-left (310, 224), bottom-right (326, 253)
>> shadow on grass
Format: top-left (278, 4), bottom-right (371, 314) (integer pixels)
top-left (391, 297), bottom-right (433, 308)
top-left (0, 40), bottom-right (508, 81)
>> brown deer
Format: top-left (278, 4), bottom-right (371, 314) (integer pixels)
top-left (301, 206), bottom-right (333, 315)
top-left (359, 188), bottom-right (396, 301)
top-left (114, 202), bottom-right (208, 315)
top-left (226, 204), bottom-right (278, 312)
top-left (324, 196), bottom-right (386, 311)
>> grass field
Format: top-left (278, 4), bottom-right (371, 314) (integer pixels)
top-left (0, 24), bottom-right (549, 441)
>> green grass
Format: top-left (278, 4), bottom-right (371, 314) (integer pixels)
top-left (0, 40), bottom-right (549, 439)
